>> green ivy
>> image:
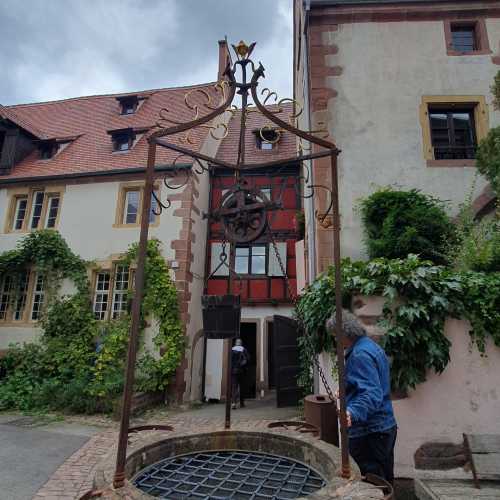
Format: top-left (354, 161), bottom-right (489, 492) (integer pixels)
top-left (476, 126), bottom-right (500, 198)
top-left (296, 255), bottom-right (500, 393)
top-left (0, 231), bottom-right (184, 413)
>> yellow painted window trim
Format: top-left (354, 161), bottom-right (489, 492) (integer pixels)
top-left (3, 186), bottom-right (65, 234)
top-left (419, 95), bottom-right (489, 162)
top-left (114, 182), bottom-right (160, 228)
top-left (0, 269), bottom-right (41, 325)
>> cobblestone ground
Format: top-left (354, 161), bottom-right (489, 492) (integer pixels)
top-left (33, 400), bottom-right (300, 500)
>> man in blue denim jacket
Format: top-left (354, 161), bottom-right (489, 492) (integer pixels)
top-left (328, 310), bottom-right (397, 483)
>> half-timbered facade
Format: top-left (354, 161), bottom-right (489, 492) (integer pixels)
top-left (203, 105), bottom-right (305, 402)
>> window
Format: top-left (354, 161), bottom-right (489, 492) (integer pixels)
top-left (209, 242), bottom-right (288, 278)
top-left (0, 276), bottom-right (13, 320)
top-left (13, 271), bottom-right (29, 321)
top-left (30, 191), bottom-right (45, 229)
top-left (39, 141), bottom-right (59, 160)
top-left (444, 20), bottom-right (491, 56)
top-left (429, 108), bottom-right (476, 160)
top-left (115, 184), bottom-right (160, 227)
top-left (235, 245), bottom-right (266, 275)
top-left (114, 134), bottom-right (132, 152)
top-left (45, 195), bottom-right (60, 228)
top-left (254, 129), bottom-right (280, 150)
top-left (6, 189), bottom-right (62, 233)
top-left (259, 188), bottom-right (271, 201)
top-left (93, 272), bottom-right (111, 320)
top-left (451, 25), bottom-right (476, 52)
top-left (13, 196), bottom-right (28, 230)
top-left (419, 96), bottom-right (489, 166)
top-left (93, 266), bottom-right (132, 320)
top-left (117, 95), bottom-right (139, 115)
top-left (111, 265), bottom-right (130, 319)
top-left (124, 190), bottom-right (140, 224)
top-left (31, 274), bottom-right (44, 321)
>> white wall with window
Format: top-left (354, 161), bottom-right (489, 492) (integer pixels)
top-left (304, 18), bottom-right (500, 260)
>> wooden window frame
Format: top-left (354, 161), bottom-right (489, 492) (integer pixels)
top-left (419, 96), bottom-right (489, 167)
top-left (4, 187), bottom-right (64, 234)
top-left (114, 182), bottom-right (160, 228)
top-left (444, 19), bottom-right (491, 56)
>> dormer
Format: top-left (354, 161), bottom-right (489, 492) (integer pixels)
top-left (253, 128), bottom-right (281, 151)
top-left (107, 127), bottom-right (148, 152)
top-left (116, 95), bottom-right (146, 115)
top-left (38, 139), bottom-right (59, 160)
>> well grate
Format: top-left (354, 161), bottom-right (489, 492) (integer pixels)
top-left (133, 450), bottom-right (326, 499)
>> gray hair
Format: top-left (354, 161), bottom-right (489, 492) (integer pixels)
top-left (326, 309), bottom-right (366, 340)
top-left (235, 338), bottom-right (243, 346)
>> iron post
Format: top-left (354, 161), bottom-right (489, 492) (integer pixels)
top-left (330, 153), bottom-right (351, 479)
top-left (113, 141), bottom-right (156, 488)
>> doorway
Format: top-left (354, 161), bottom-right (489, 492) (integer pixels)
top-left (239, 323), bottom-right (257, 399)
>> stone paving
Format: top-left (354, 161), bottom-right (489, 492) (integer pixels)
top-left (33, 399), bottom-right (301, 500)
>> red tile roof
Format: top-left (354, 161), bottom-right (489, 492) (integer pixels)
top-left (215, 103), bottom-right (297, 165)
top-left (0, 83), bottom-right (221, 181)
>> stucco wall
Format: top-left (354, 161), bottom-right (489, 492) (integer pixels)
top-left (316, 19), bottom-right (500, 259)
top-left (318, 318), bottom-right (500, 477)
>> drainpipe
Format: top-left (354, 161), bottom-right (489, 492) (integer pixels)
top-left (303, 0), bottom-right (319, 393)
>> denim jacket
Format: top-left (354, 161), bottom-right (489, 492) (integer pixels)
top-left (345, 336), bottom-right (396, 438)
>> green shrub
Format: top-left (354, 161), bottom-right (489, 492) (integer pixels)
top-left (0, 232), bottom-right (184, 414)
top-left (476, 126), bottom-right (500, 198)
top-left (358, 188), bottom-right (455, 264)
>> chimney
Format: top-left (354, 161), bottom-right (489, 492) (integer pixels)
top-left (218, 40), bottom-right (230, 81)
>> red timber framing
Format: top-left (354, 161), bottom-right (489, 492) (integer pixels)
top-left (206, 165), bottom-right (300, 304)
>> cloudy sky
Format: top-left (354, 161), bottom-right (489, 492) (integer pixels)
top-left (1, 0), bottom-right (293, 106)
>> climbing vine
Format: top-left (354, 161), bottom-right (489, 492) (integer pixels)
top-left (296, 255), bottom-right (500, 393)
top-left (0, 231), bottom-right (184, 413)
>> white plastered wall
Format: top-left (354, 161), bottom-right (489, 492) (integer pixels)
top-left (320, 19), bottom-right (500, 259)
top-left (0, 181), bottom-right (182, 350)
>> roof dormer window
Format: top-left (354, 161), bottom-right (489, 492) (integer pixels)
top-left (108, 128), bottom-right (137, 152)
top-left (38, 140), bottom-right (59, 160)
top-left (117, 95), bottom-right (139, 115)
top-left (254, 128), bottom-right (280, 151)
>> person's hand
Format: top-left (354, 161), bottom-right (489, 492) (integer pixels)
top-left (335, 389), bottom-right (339, 399)
top-left (346, 411), bottom-right (352, 427)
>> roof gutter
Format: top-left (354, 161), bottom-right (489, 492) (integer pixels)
top-left (0, 163), bottom-right (192, 186)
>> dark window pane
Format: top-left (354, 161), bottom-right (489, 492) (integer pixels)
top-left (30, 191), bottom-right (45, 229)
top-left (429, 107), bottom-right (476, 160)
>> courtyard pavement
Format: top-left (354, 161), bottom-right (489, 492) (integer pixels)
top-left (0, 396), bottom-right (299, 500)
top-left (0, 414), bottom-right (100, 500)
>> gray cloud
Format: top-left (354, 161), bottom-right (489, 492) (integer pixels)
top-left (1, 0), bottom-right (293, 105)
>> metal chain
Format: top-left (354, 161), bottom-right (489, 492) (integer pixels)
top-left (268, 231), bottom-right (336, 403)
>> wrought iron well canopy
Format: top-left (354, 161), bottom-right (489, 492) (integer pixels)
top-left (113, 40), bottom-right (351, 488)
